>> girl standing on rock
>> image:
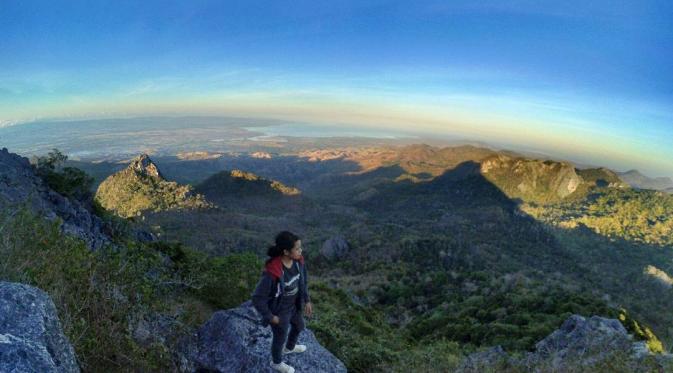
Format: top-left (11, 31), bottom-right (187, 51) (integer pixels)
top-left (252, 231), bottom-right (313, 373)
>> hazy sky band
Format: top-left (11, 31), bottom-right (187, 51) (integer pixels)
top-left (1, 1), bottom-right (672, 176)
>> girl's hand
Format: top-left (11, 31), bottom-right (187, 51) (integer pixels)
top-left (270, 315), bottom-right (280, 325)
top-left (304, 302), bottom-right (313, 317)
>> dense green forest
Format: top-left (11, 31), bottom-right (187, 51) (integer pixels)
top-left (525, 188), bottom-right (673, 246)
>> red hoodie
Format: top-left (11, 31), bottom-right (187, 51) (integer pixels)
top-left (264, 255), bottom-right (305, 280)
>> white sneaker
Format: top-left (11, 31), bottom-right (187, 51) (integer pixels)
top-left (270, 361), bottom-right (295, 373)
top-left (283, 344), bottom-right (307, 354)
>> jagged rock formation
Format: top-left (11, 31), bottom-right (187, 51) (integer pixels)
top-left (320, 235), bottom-right (351, 260)
top-left (128, 154), bottom-right (163, 178)
top-left (185, 301), bottom-right (347, 373)
top-left (0, 282), bottom-right (79, 373)
top-left (95, 154), bottom-right (211, 217)
top-left (0, 148), bottom-right (110, 250)
top-left (457, 314), bottom-right (671, 372)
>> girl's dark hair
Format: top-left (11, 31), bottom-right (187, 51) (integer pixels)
top-left (267, 231), bottom-right (300, 257)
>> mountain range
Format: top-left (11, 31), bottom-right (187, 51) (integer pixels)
top-left (2, 143), bottom-right (672, 372)
top-left (618, 169), bottom-right (673, 191)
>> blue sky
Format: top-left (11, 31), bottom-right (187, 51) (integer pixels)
top-left (1, 0), bottom-right (672, 176)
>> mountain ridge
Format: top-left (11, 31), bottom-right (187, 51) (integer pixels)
top-left (618, 169), bottom-right (673, 191)
top-left (195, 169), bottom-right (301, 202)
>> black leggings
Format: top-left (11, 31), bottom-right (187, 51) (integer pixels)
top-left (270, 305), bottom-right (305, 364)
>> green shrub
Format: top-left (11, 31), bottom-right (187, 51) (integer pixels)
top-left (32, 149), bottom-right (94, 200)
top-left (619, 309), bottom-right (664, 353)
top-left (0, 206), bottom-right (172, 370)
top-left (151, 241), bottom-right (262, 309)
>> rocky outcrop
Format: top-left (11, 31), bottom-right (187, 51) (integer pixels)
top-left (457, 346), bottom-right (508, 372)
top-left (0, 147), bottom-right (111, 250)
top-left (128, 153), bottom-right (164, 179)
top-left (480, 155), bottom-right (584, 203)
top-left (95, 154), bottom-right (211, 218)
top-left (0, 281), bottom-right (79, 372)
top-left (251, 151), bottom-right (273, 159)
top-left (320, 235), bottom-right (351, 260)
top-left (533, 315), bottom-right (638, 363)
top-left (187, 301), bottom-right (347, 373)
top-left (457, 314), bottom-right (672, 372)
top-left (644, 265), bottom-right (673, 289)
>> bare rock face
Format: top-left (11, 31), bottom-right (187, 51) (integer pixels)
top-left (480, 154), bottom-right (584, 203)
top-left (533, 315), bottom-right (634, 364)
top-left (456, 346), bottom-right (508, 372)
top-left (0, 148), bottom-right (111, 250)
top-left (188, 301), bottom-right (347, 373)
top-left (0, 281), bottom-right (80, 373)
top-left (251, 151), bottom-right (273, 159)
top-left (644, 265), bottom-right (673, 289)
top-left (320, 235), bottom-right (351, 260)
top-left (128, 154), bottom-right (164, 179)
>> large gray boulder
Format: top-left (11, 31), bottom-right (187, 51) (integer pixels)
top-left (533, 314), bottom-right (634, 364)
top-left (457, 314), bottom-right (670, 372)
top-left (456, 346), bottom-right (509, 372)
top-left (0, 148), bottom-right (110, 250)
top-left (191, 301), bottom-right (347, 373)
top-left (320, 235), bottom-right (350, 260)
top-left (0, 282), bottom-right (79, 372)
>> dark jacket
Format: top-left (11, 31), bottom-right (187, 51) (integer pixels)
top-left (251, 255), bottom-right (310, 327)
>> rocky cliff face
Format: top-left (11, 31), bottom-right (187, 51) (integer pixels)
top-left (183, 301), bottom-right (347, 373)
top-left (480, 155), bottom-right (584, 203)
top-left (0, 281), bottom-right (80, 373)
top-left (457, 314), bottom-right (672, 372)
top-left (0, 148), bottom-right (111, 250)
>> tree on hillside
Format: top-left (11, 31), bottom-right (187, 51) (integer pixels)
top-left (32, 148), bottom-right (94, 201)
top-left (33, 148), bottom-right (68, 172)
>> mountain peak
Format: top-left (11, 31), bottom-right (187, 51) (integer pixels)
top-left (128, 154), bottom-right (163, 179)
top-left (95, 155), bottom-right (210, 217)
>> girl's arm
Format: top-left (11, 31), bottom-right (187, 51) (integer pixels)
top-left (251, 272), bottom-right (276, 324)
top-left (301, 263), bottom-right (310, 304)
